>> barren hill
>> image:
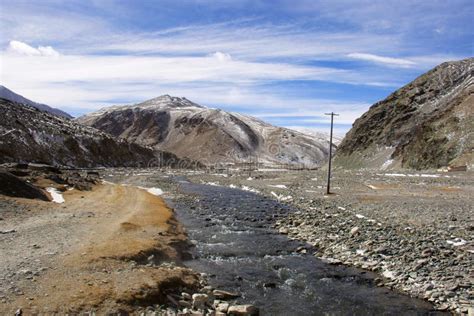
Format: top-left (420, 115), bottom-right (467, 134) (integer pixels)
top-left (335, 57), bottom-right (473, 170)
top-left (77, 95), bottom-right (331, 167)
top-left (0, 98), bottom-right (187, 168)
top-left (0, 85), bottom-right (72, 119)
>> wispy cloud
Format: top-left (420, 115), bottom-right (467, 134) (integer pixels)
top-left (0, 0), bottom-right (471, 135)
top-left (347, 53), bottom-right (416, 68)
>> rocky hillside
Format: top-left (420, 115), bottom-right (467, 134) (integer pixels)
top-left (0, 85), bottom-right (72, 119)
top-left (335, 57), bottom-right (473, 170)
top-left (77, 95), bottom-right (331, 167)
top-left (0, 98), bottom-right (190, 168)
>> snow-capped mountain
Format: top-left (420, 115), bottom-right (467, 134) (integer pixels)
top-left (77, 95), bottom-right (332, 167)
top-left (0, 85), bottom-right (72, 119)
top-left (292, 127), bottom-right (342, 146)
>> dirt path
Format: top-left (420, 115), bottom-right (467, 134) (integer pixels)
top-left (0, 183), bottom-right (198, 314)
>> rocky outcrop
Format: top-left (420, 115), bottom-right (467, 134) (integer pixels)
top-left (0, 171), bottom-right (51, 201)
top-left (335, 57), bottom-right (473, 170)
top-left (0, 85), bottom-right (72, 119)
top-left (77, 95), bottom-right (331, 167)
top-left (0, 98), bottom-right (192, 168)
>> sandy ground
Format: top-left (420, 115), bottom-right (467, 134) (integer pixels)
top-left (0, 182), bottom-right (198, 314)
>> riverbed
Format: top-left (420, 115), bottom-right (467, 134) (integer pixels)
top-left (170, 178), bottom-right (442, 315)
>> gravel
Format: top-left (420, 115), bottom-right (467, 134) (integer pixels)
top-left (182, 168), bottom-right (474, 314)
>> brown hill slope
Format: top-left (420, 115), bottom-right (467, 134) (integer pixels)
top-left (0, 98), bottom-right (190, 168)
top-left (335, 57), bottom-right (473, 170)
top-left (77, 95), bottom-right (331, 167)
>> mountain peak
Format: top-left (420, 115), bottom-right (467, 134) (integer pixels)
top-left (136, 95), bottom-right (206, 109)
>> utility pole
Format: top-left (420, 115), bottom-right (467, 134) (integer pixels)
top-left (325, 112), bottom-right (339, 194)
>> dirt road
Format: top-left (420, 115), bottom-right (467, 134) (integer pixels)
top-left (0, 182), bottom-right (198, 314)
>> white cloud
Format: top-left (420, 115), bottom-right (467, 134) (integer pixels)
top-left (347, 53), bottom-right (416, 68)
top-left (7, 40), bottom-right (60, 57)
top-left (211, 51), bottom-right (232, 62)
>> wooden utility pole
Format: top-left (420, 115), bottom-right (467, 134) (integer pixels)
top-left (325, 112), bottom-right (339, 194)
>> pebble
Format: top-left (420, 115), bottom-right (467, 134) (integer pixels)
top-left (213, 289), bottom-right (240, 299)
top-left (350, 227), bottom-right (360, 236)
top-left (227, 304), bottom-right (259, 315)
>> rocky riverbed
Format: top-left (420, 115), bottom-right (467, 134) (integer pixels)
top-left (181, 168), bottom-right (474, 315)
top-left (1, 166), bottom-right (472, 315)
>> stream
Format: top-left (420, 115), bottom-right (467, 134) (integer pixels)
top-left (171, 179), bottom-right (443, 315)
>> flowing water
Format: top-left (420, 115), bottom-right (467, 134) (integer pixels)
top-left (171, 179), bottom-right (443, 315)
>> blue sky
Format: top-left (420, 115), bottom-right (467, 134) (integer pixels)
top-left (0, 0), bottom-right (473, 135)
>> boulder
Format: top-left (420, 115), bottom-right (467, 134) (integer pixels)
top-left (213, 289), bottom-right (240, 299)
top-left (227, 304), bottom-right (259, 316)
top-left (0, 171), bottom-right (50, 201)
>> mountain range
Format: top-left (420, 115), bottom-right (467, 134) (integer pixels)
top-left (1, 57), bottom-right (472, 170)
top-left (77, 96), bottom-right (332, 167)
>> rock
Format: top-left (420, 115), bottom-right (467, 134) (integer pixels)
top-left (182, 292), bottom-right (192, 300)
top-left (227, 304), bottom-right (259, 316)
top-left (0, 229), bottom-right (16, 234)
top-left (468, 307), bottom-right (474, 316)
top-left (15, 309), bottom-right (22, 316)
top-left (0, 171), bottom-right (50, 201)
top-left (178, 300), bottom-right (191, 308)
top-left (192, 293), bottom-right (209, 308)
top-left (216, 302), bottom-right (230, 312)
top-left (437, 304), bottom-right (449, 311)
top-left (421, 248), bottom-right (433, 258)
top-left (350, 227), bottom-right (360, 236)
top-left (279, 227), bottom-right (289, 234)
top-left (263, 282), bottom-right (277, 288)
top-left (213, 289), bottom-right (240, 299)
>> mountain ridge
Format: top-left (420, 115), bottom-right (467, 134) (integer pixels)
top-left (335, 57), bottom-right (473, 170)
top-left (0, 85), bottom-right (72, 119)
top-left (0, 98), bottom-right (194, 168)
top-left (77, 96), bottom-right (332, 167)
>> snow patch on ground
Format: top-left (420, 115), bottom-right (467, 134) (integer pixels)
top-left (141, 187), bottom-right (164, 196)
top-left (355, 214), bottom-right (365, 219)
top-left (46, 188), bottom-right (65, 204)
top-left (200, 181), bottom-right (220, 186)
top-left (382, 173), bottom-right (406, 177)
top-left (381, 159), bottom-right (394, 170)
top-left (271, 191), bottom-right (292, 202)
top-left (268, 184), bottom-right (287, 189)
top-left (446, 238), bottom-right (467, 246)
top-left (242, 186), bottom-right (260, 193)
top-left (378, 173), bottom-right (443, 178)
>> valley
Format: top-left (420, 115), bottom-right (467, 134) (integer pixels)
top-left (0, 49), bottom-right (472, 315)
top-left (0, 166), bottom-right (472, 314)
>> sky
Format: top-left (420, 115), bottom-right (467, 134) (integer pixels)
top-left (0, 0), bottom-right (473, 136)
